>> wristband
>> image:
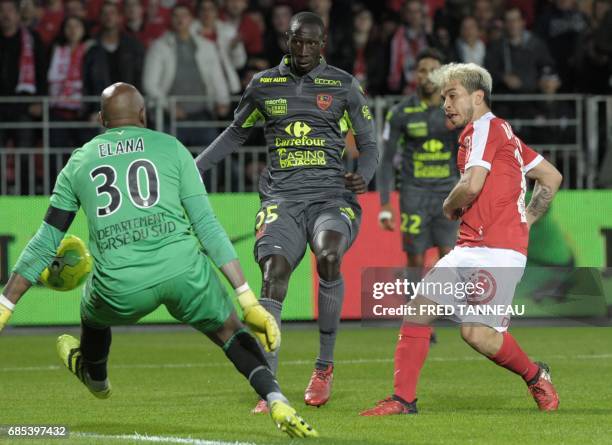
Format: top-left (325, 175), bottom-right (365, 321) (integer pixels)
top-left (378, 210), bottom-right (392, 221)
top-left (0, 294), bottom-right (15, 310)
top-left (235, 283), bottom-right (250, 295)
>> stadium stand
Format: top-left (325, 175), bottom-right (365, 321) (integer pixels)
top-left (0, 0), bottom-right (611, 194)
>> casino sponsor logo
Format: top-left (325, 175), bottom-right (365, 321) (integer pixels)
top-left (265, 98), bottom-right (288, 116)
top-left (274, 121), bottom-right (326, 147)
top-left (362, 105), bottom-right (372, 120)
top-left (259, 76), bottom-right (288, 83)
top-left (316, 94), bottom-right (333, 111)
top-left (276, 147), bottom-right (327, 168)
top-left (314, 78), bottom-right (342, 87)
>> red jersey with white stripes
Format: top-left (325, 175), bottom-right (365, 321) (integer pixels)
top-left (456, 112), bottom-right (543, 255)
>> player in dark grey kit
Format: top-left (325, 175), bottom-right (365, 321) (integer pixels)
top-left (378, 49), bottom-right (459, 269)
top-left (378, 50), bottom-right (459, 344)
top-left (196, 12), bottom-right (378, 412)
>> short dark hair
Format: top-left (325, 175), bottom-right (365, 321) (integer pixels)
top-left (288, 11), bottom-right (325, 37)
top-left (56, 15), bottom-right (89, 46)
top-left (416, 48), bottom-right (445, 65)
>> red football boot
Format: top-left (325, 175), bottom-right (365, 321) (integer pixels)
top-left (251, 399), bottom-right (269, 414)
top-left (359, 396), bottom-right (418, 416)
top-left (304, 364), bottom-right (333, 406)
top-left (528, 362), bottom-right (559, 411)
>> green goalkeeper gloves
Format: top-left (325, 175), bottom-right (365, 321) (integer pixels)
top-left (0, 298), bottom-right (14, 332)
top-left (237, 288), bottom-right (280, 352)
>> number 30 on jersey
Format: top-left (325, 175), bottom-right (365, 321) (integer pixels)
top-left (90, 159), bottom-right (160, 217)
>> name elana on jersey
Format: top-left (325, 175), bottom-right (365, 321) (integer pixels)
top-left (98, 137), bottom-right (145, 158)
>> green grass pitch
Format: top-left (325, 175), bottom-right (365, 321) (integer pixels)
top-left (2, 325), bottom-right (612, 445)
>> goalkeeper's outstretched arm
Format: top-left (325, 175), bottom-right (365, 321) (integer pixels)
top-left (0, 206), bottom-right (75, 332)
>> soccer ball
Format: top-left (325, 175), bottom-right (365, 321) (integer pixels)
top-left (39, 235), bottom-right (92, 291)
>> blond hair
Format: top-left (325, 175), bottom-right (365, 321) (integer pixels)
top-left (429, 63), bottom-right (493, 106)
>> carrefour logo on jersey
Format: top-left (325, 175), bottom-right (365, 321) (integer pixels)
top-left (274, 121), bottom-right (327, 168)
top-left (422, 139), bottom-right (444, 153)
top-left (274, 121), bottom-right (326, 147)
top-left (285, 121), bottom-right (311, 137)
top-left (412, 139), bottom-right (452, 177)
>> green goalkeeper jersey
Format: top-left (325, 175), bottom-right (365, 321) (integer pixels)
top-left (50, 126), bottom-right (212, 297)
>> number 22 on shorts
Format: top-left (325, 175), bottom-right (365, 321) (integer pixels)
top-left (401, 213), bottom-right (421, 234)
top-left (255, 204), bottom-right (279, 231)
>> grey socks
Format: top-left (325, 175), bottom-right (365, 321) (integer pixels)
top-left (316, 277), bottom-right (344, 369)
top-left (260, 277), bottom-right (344, 375)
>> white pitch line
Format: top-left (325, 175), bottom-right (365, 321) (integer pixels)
top-left (0, 357), bottom-right (462, 372)
top-left (575, 353), bottom-right (612, 359)
top-left (2, 354), bottom-right (612, 373)
top-left (73, 432), bottom-right (256, 445)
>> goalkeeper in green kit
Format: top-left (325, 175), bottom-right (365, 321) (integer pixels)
top-left (0, 83), bottom-right (317, 438)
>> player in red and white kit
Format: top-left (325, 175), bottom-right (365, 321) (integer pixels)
top-left (361, 63), bottom-right (562, 416)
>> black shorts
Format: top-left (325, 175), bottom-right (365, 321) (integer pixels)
top-left (254, 196), bottom-right (362, 270)
top-left (399, 191), bottom-right (459, 254)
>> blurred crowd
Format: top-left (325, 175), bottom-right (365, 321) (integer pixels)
top-left (1, 0), bottom-right (611, 191)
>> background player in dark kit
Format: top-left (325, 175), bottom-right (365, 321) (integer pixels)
top-left (378, 49), bottom-right (459, 271)
top-left (378, 49), bottom-right (460, 343)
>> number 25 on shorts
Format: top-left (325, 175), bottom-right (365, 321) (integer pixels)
top-left (401, 213), bottom-right (421, 235)
top-left (255, 204), bottom-right (279, 231)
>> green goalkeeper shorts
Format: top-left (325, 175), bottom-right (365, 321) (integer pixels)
top-left (80, 252), bottom-right (234, 334)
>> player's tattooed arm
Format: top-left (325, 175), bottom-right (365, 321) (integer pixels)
top-left (525, 182), bottom-right (554, 226)
top-left (525, 158), bottom-right (563, 227)
top-left (442, 166), bottom-right (488, 220)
